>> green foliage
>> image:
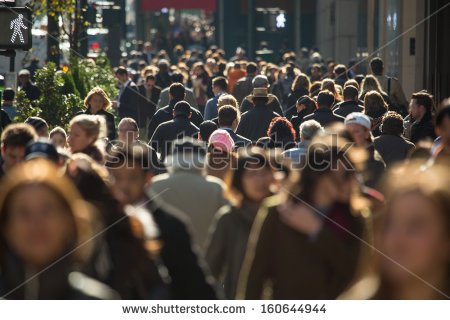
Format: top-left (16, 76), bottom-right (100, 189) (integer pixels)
top-left (69, 54), bottom-right (119, 100)
top-left (15, 91), bottom-right (41, 123)
top-left (33, 62), bottom-right (83, 129)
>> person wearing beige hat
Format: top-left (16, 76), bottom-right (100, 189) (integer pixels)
top-left (236, 87), bottom-right (280, 142)
top-left (240, 75), bottom-right (284, 115)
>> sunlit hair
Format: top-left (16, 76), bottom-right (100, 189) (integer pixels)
top-left (321, 78), bottom-right (342, 102)
top-left (291, 73), bottom-right (311, 93)
top-left (50, 126), bottom-right (67, 140)
top-left (218, 94), bottom-right (239, 110)
top-left (360, 75), bottom-right (385, 96)
top-left (83, 87), bottom-right (112, 110)
top-left (70, 114), bottom-right (107, 141)
top-left (0, 159), bottom-right (97, 263)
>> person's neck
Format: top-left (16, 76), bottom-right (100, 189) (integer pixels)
top-left (393, 272), bottom-right (447, 299)
top-left (90, 106), bottom-right (102, 114)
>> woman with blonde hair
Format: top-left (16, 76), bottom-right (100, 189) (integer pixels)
top-left (286, 73), bottom-right (311, 119)
top-left (0, 159), bottom-right (117, 299)
top-left (359, 75), bottom-right (389, 103)
top-left (341, 162), bottom-right (450, 299)
top-left (321, 78), bottom-right (342, 104)
top-left (218, 94), bottom-right (240, 112)
top-left (81, 87), bottom-right (116, 141)
top-left (68, 114), bottom-right (107, 163)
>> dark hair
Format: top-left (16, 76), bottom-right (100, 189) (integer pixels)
top-left (1, 123), bottom-right (37, 148)
top-left (267, 117), bottom-right (296, 146)
top-left (173, 101), bottom-right (191, 116)
top-left (2, 88), bottom-right (15, 101)
top-left (381, 111), bottom-right (404, 136)
top-left (370, 57), bottom-right (384, 75)
top-left (412, 91), bottom-right (435, 113)
top-left (218, 105), bottom-right (238, 127)
top-left (171, 72), bottom-right (184, 83)
top-left (115, 66), bottom-right (128, 76)
top-left (169, 82), bottom-right (186, 102)
top-left (212, 76), bottom-right (228, 92)
top-left (297, 95), bottom-right (317, 115)
top-left (334, 64), bottom-right (347, 78)
top-left (107, 143), bottom-right (160, 174)
top-left (246, 62), bottom-right (257, 75)
top-left (343, 85), bottom-right (359, 100)
top-left (218, 61), bottom-right (226, 73)
top-left (436, 100), bottom-right (450, 127)
top-left (317, 90), bottom-right (335, 108)
top-left (199, 120), bottom-right (218, 142)
top-left (25, 116), bottom-right (48, 133)
top-left (231, 147), bottom-right (273, 203)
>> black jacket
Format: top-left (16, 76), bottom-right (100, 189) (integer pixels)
top-left (146, 197), bottom-right (218, 299)
top-left (236, 103), bottom-right (280, 142)
top-left (240, 94), bottom-right (284, 116)
top-left (302, 107), bottom-right (345, 127)
top-left (137, 84), bottom-right (161, 127)
top-left (150, 115), bottom-right (199, 160)
top-left (147, 100), bottom-right (204, 139)
top-left (1, 109), bottom-right (11, 131)
top-left (232, 76), bottom-right (254, 104)
top-left (221, 127), bottom-right (251, 149)
top-left (410, 112), bottom-right (436, 144)
top-left (19, 81), bottom-right (41, 101)
top-left (374, 134), bottom-right (415, 166)
top-left (79, 108), bottom-right (116, 141)
top-left (332, 100), bottom-right (364, 118)
top-left (118, 80), bottom-right (140, 121)
top-left (290, 109), bottom-right (314, 141)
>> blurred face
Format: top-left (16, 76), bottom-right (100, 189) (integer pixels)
top-left (110, 165), bottom-right (150, 205)
top-left (89, 94), bottom-right (104, 113)
top-left (51, 132), bottom-right (67, 149)
top-left (18, 75), bottom-right (29, 86)
top-left (1, 146), bottom-right (26, 172)
top-left (4, 185), bottom-right (74, 268)
top-left (146, 79), bottom-right (155, 88)
top-left (118, 123), bottom-right (139, 144)
top-left (296, 103), bottom-right (306, 113)
top-left (115, 73), bottom-right (128, 84)
top-left (346, 123), bottom-right (370, 147)
top-left (409, 99), bottom-right (424, 120)
top-left (436, 115), bottom-right (450, 148)
top-left (68, 123), bottom-right (94, 152)
top-left (380, 192), bottom-right (450, 285)
top-left (241, 166), bottom-right (274, 202)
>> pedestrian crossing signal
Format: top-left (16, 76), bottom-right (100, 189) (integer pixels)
top-left (0, 8), bottom-right (32, 50)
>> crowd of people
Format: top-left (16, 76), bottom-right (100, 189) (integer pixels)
top-left (0, 43), bottom-right (450, 300)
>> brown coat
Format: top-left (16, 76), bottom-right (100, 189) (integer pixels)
top-left (236, 196), bottom-right (363, 299)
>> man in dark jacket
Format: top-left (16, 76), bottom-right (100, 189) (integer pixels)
top-left (407, 91), bottom-right (436, 143)
top-left (236, 88), bottom-right (280, 142)
top-left (148, 83), bottom-right (203, 139)
top-left (303, 90), bottom-right (345, 127)
top-left (218, 105), bottom-right (251, 149)
top-left (107, 143), bottom-right (218, 299)
top-left (240, 75), bottom-right (284, 116)
top-left (374, 111), bottom-right (415, 166)
top-left (332, 85), bottom-right (363, 118)
top-left (232, 62), bottom-right (257, 104)
top-left (138, 74), bottom-right (161, 139)
top-left (18, 69), bottom-right (41, 101)
top-left (150, 101), bottom-right (200, 160)
top-left (114, 67), bottom-right (140, 122)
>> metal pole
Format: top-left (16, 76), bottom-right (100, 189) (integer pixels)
top-left (295, 0), bottom-right (301, 54)
top-left (9, 50), bottom-right (16, 72)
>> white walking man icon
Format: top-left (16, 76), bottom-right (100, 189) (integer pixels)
top-left (10, 14), bottom-right (28, 44)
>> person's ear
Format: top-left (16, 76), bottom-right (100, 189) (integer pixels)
top-left (188, 112), bottom-right (192, 119)
top-left (232, 119), bottom-right (238, 129)
top-left (1, 144), bottom-right (4, 157)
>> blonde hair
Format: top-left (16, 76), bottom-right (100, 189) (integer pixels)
top-left (84, 87), bottom-right (112, 110)
top-left (70, 114), bottom-right (107, 141)
top-left (218, 94), bottom-right (239, 110)
top-left (360, 75), bottom-right (385, 95)
top-left (50, 126), bottom-right (67, 139)
top-left (291, 73), bottom-right (311, 93)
